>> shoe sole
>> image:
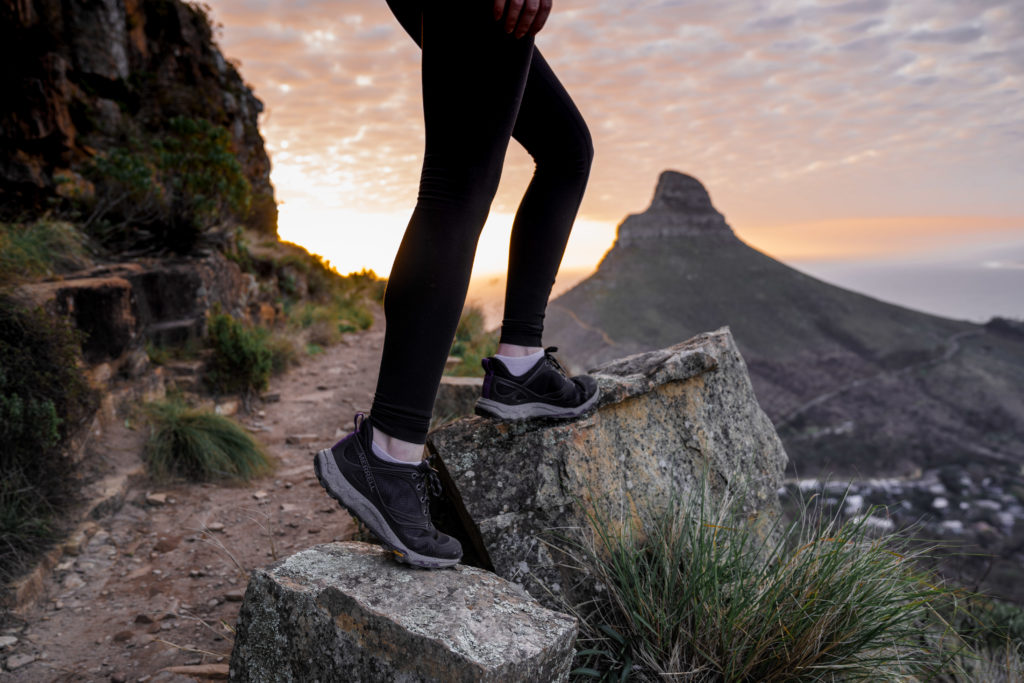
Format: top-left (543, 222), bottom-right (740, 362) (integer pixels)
top-left (474, 385), bottom-right (600, 420)
top-left (313, 449), bottom-right (461, 569)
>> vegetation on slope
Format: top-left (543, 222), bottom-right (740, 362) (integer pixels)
top-left (557, 482), bottom-right (1010, 681)
top-left (0, 295), bottom-right (96, 583)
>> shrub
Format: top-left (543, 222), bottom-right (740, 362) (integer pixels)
top-left (558, 484), bottom-right (965, 681)
top-left (205, 310), bottom-right (273, 396)
top-left (0, 219), bottom-right (92, 284)
top-left (143, 397), bottom-right (272, 481)
top-left (447, 305), bottom-right (498, 377)
top-left (266, 334), bottom-right (300, 375)
top-left (79, 116), bottom-right (252, 253)
top-left (0, 295), bottom-right (95, 582)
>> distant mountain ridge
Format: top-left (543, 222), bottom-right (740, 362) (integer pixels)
top-left (546, 171), bottom-right (1024, 476)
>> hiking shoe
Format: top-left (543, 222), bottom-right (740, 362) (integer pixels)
top-left (313, 413), bottom-right (462, 569)
top-left (475, 346), bottom-right (599, 420)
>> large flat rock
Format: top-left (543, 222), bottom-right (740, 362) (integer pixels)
top-left (427, 327), bottom-right (788, 607)
top-left (228, 542), bottom-right (577, 682)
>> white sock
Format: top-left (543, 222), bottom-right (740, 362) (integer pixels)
top-left (371, 439), bottom-right (419, 467)
top-left (495, 349), bottom-right (544, 377)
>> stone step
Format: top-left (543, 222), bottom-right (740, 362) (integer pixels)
top-left (228, 542), bottom-right (576, 682)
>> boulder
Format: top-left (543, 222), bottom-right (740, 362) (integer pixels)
top-left (427, 327), bottom-right (788, 607)
top-left (228, 542), bottom-right (577, 683)
top-left (432, 376), bottom-right (484, 425)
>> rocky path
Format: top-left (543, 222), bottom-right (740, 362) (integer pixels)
top-left (2, 324), bottom-right (386, 680)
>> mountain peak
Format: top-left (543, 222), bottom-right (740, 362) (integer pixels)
top-left (615, 170), bottom-right (734, 246)
top-left (649, 171), bottom-right (717, 214)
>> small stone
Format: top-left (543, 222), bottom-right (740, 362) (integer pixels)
top-left (63, 573), bottom-right (86, 590)
top-left (153, 536), bottom-right (181, 553)
top-left (5, 653), bottom-right (36, 670)
top-left (206, 522), bottom-right (225, 532)
top-left (0, 635), bottom-right (17, 649)
top-left (285, 434), bottom-right (319, 445)
top-left (135, 613), bottom-right (155, 624)
top-left (284, 481), bottom-right (293, 489)
top-left (113, 630), bottom-right (134, 642)
top-left (262, 392), bottom-right (281, 403)
top-left (252, 491), bottom-right (268, 501)
top-left (111, 673), bottom-right (128, 683)
top-left (145, 492), bottom-right (168, 506)
top-left (280, 503), bottom-right (299, 513)
top-left (224, 590), bottom-right (244, 602)
top-left (207, 598), bottom-right (221, 608)
top-left (307, 528), bottom-right (320, 534)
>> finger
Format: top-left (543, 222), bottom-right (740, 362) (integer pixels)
top-left (504, 0), bottom-right (524, 33)
top-left (528, 0), bottom-right (551, 36)
top-left (515, 0), bottom-right (540, 38)
top-left (493, 0), bottom-right (505, 21)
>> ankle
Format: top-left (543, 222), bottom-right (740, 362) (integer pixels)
top-left (371, 427), bottom-right (424, 464)
top-left (496, 343), bottom-right (543, 357)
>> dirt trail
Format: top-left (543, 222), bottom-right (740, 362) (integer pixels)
top-left (2, 324), bottom-right (386, 681)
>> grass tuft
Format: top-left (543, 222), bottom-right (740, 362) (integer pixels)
top-left (0, 219), bottom-right (92, 284)
top-left (143, 397), bottom-right (272, 482)
top-left (558, 484), bottom-right (967, 681)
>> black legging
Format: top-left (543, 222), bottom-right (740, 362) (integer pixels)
top-left (370, 0), bottom-right (593, 443)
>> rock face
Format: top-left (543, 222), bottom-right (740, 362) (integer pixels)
top-left (427, 328), bottom-right (787, 608)
top-left (0, 0), bottom-right (275, 231)
top-left (228, 542), bottom-right (577, 683)
top-left (14, 251), bottom-right (250, 365)
top-left (616, 170), bottom-right (737, 245)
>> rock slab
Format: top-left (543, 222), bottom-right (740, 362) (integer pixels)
top-left (228, 542), bottom-right (577, 682)
top-left (427, 327), bottom-right (788, 606)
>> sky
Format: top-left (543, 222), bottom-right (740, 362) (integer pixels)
top-left (202, 0), bottom-right (1024, 318)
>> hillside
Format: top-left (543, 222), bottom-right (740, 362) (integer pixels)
top-left (546, 171), bottom-right (1024, 476)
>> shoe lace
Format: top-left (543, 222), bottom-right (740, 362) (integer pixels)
top-left (543, 346), bottom-right (567, 376)
top-left (411, 458), bottom-right (443, 519)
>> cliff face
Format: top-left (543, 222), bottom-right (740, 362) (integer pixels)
top-left (0, 0), bottom-right (275, 232)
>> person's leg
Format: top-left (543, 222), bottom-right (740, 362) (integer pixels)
top-left (371, 0), bottom-right (536, 450)
top-left (473, 50), bottom-right (599, 420)
top-left (500, 49), bottom-right (594, 350)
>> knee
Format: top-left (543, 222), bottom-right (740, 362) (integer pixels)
top-left (417, 161), bottom-right (501, 221)
top-left (537, 121), bottom-right (593, 180)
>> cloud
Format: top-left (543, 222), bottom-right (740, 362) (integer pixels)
top-left (202, 0), bottom-right (1024, 271)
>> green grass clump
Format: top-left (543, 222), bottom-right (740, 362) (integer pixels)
top-left (0, 219), bottom-right (92, 284)
top-left (143, 397), bottom-right (272, 481)
top-left (447, 305), bottom-right (498, 377)
top-left (560, 486), bottom-right (965, 681)
top-left (205, 309), bottom-right (274, 396)
top-left (0, 295), bottom-right (95, 582)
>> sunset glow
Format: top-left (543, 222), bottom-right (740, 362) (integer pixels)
top-left (205, 0), bottom-right (1024, 279)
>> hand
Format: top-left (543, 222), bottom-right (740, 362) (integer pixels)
top-left (493, 0), bottom-right (552, 39)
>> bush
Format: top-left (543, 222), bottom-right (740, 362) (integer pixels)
top-left (0, 296), bottom-right (95, 582)
top-left (0, 219), bottom-right (92, 284)
top-left (143, 397), bottom-right (272, 481)
top-left (558, 484), bottom-right (965, 681)
top-left (447, 305), bottom-right (498, 377)
top-left (79, 116), bottom-right (252, 253)
top-left (205, 310), bottom-right (273, 397)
